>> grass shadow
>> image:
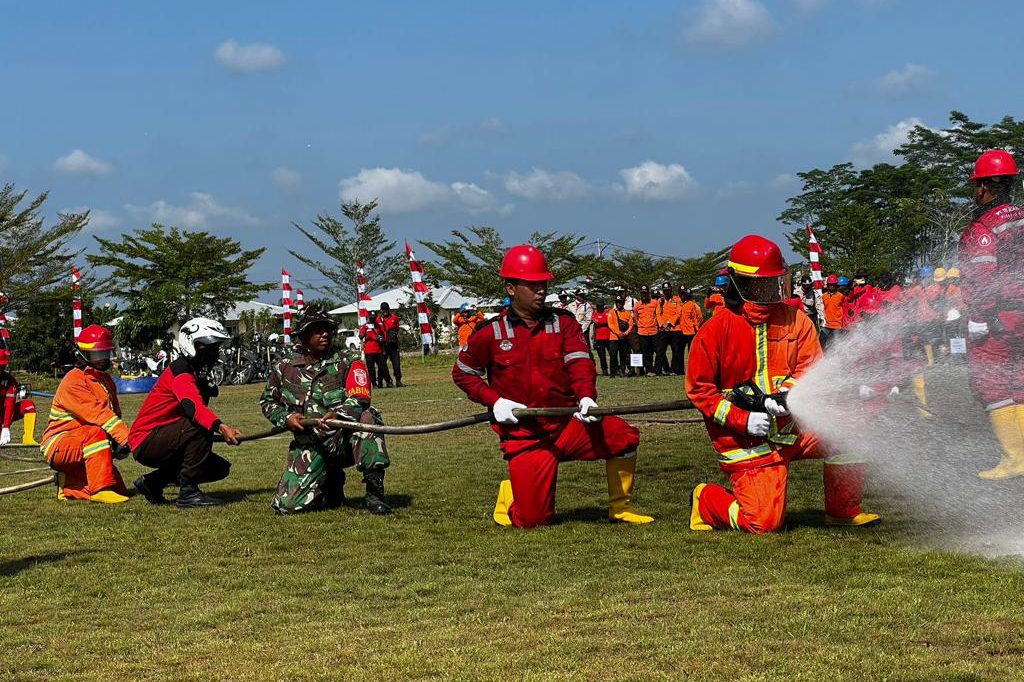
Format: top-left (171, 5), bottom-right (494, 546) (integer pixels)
top-left (555, 506), bottom-right (609, 524)
top-left (0, 551), bottom-right (87, 577)
top-left (343, 493), bottom-right (414, 510)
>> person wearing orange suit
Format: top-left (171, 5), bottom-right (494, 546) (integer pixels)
top-left (704, 275), bottom-right (728, 316)
top-left (41, 324), bottom-right (131, 504)
top-left (607, 296), bottom-right (635, 377)
top-left (820, 274), bottom-right (845, 348)
top-left (0, 349), bottom-right (38, 446)
top-left (687, 235), bottom-right (880, 534)
top-left (656, 283), bottom-right (682, 375)
top-left (453, 303), bottom-right (485, 352)
top-left (633, 285), bottom-right (659, 376)
top-left (675, 288), bottom-right (703, 374)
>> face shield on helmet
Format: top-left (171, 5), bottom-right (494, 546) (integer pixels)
top-left (729, 272), bottom-right (784, 305)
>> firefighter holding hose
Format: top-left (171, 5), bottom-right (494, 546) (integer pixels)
top-left (687, 235), bottom-right (880, 533)
top-left (452, 244), bottom-right (653, 528)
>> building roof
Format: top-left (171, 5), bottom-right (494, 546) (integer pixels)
top-left (330, 286), bottom-right (498, 315)
top-left (224, 300), bottom-right (286, 321)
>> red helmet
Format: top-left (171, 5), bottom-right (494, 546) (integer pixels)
top-left (499, 244), bottom-right (554, 282)
top-left (856, 290), bottom-right (884, 316)
top-left (826, 274), bottom-right (839, 285)
top-left (971, 150), bottom-right (1019, 182)
top-left (727, 235), bottom-right (787, 278)
top-left (76, 324), bottom-right (115, 352)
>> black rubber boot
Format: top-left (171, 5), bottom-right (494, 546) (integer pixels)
top-left (176, 483), bottom-right (225, 508)
top-left (363, 469), bottom-right (392, 515)
top-left (134, 474), bottom-right (169, 505)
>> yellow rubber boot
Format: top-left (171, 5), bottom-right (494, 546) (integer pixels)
top-left (978, 406), bottom-right (1024, 480)
top-left (912, 373), bottom-right (931, 418)
top-left (607, 455), bottom-right (654, 524)
top-left (689, 483), bottom-right (712, 531)
top-left (21, 412), bottom-right (38, 445)
top-left (825, 512), bottom-right (882, 527)
top-left (492, 479), bottom-right (513, 526)
top-left (924, 343), bottom-right (935, 367)
top-left (90, 489), bottom-right (129, 504)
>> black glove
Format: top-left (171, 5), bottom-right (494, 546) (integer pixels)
top-left (112, 443), bottom-right (132, 460)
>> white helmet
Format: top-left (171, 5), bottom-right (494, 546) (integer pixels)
top-left (267, 333), bottom-right (280, 343)
top-left (178, 317), bottom-right (230, 358)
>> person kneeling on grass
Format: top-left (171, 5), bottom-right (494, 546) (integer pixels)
top-left (42, 324), bottom-right (132, 504)
top-left (130, 317), bottom-right (243, 508)
top-left (260, 307), bottom-right (392, 515)
top-left (452, 244), bottom-right (653, 528)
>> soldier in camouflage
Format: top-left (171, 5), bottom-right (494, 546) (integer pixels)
top-left (260, 307), bottom-right (392, 515)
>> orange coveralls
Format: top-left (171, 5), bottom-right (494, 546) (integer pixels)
top-left (704, 293), bottom-right (726, 316)
top-left (686, 303), bottom-right (867, 533)
top-left (42, 366), bottom-right (130, 500)
top-left (454, 311), bottom-right (485, 348)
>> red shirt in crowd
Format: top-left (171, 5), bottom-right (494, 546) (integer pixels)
top-left (591, 310), bottom-right (611, 341)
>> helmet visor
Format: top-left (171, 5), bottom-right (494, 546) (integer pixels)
top-left (731, 274), bottom-right (783, 304)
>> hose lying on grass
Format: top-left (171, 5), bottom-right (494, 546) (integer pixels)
top-left (0, 400), bottom-right (698, 494)
top-left (219, 399), bottom-right (697, 443)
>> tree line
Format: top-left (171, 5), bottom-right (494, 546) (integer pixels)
top-left (3, 110), bottom-right (1018, 372)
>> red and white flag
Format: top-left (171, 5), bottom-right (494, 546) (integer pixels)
top-left (295, 289), bottom-right (305, 311)
top-left (356, 261), bottom-right (371, 328)
top-left (806, 224), bottom-right (826, 323)
top-left (281, 269), bottom-right (292, 344)
top-left (406, 241), bottom-right (434, 347)
top-left (72, 266), bottom-right (83, 339)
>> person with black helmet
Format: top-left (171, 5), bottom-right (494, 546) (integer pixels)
top-left (130, 317), bottom-right (242, 508)
top-left (260, 307), bottom-right (392, 514)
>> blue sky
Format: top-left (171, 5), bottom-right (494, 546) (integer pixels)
top-left (1, 0), bottom-right (1017, 299)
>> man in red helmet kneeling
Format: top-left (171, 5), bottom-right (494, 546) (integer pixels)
top-left (452, 244), bottom-right (653, 528)
top-left (41, 324), bottom-right (132, 503)
top-left (687, 234), bottom-right (880, 533)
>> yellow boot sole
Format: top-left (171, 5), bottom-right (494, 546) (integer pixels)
top-left (825, 512), bottom-right (881, 527)
top-left (90, 490), bottom-right (129, 504)
top-left (690, 484), bottom-right (712, 531)
top-left (609, 509), bottom-right (654, 524)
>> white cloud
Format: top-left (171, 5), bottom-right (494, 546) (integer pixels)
top-left (478, 117), bottom-right (510, 134)
top-left (214, 40), bottom-right (286, 73)
top-left (271, 167), bottom-right (302, 192)
top-left (879, 63), bottom-right (934, 95)
top-left (124, 192), bottom-right (258, 228)
top-left (770, 173), bottom-right (800, 189)
top-left (617, 161), bottom-right (700, 201)
top-left (417, 127), bottom-right (451, 147)
top-left (683, 0), bottom-right (774, 48)
top-left (53, 149), bottom-right (113, 176)
top-left (850, 117), bottom-right (929, 166)
top-left (63, 207), bottom-right (122, 232)
top-left (338, 167), bottom-right (511, 215)
top-left (504, 169), bottom-right (591, 201)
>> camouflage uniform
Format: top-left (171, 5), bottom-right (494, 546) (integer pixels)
top-left (260, 345), bottom-right (390, 514)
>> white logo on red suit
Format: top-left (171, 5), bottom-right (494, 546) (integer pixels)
top-left (499, 340), bottom-right (513, 352)
top-left (353, 368), bottom-right (369, 386)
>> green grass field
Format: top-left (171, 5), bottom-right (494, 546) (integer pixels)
top-left (2, 356), bottom-right (1024, 681)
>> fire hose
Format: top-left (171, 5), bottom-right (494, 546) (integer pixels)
top-left (0, 400), bottom-right (698, 495)
top-left (217, 399), bottom-right (696, 442)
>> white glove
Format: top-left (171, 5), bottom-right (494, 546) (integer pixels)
top-left (0, 428), bottom-right (9, 446)
top-left (763, 397), bottom-right (789, 417)
top-left (574, 397), bottom-right (600, 423)
top-left (858, 385), bottom-right (875, 399)
top-left (746, 412), bottom-right (770, 437)
top-left (492, 398), bottom-right (527, 425)
top-left (968, 320), bottom-right (989, 338)
top-left (946, 309), bottom-right (962, 322)
top-left (888, 386), bottom-right (900, 399)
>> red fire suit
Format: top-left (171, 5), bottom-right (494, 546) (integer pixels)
top-left (959, 200), bottom-right (1024, 409)
top-left (686, 303), bottom-right (867, 533)
top-left (453, 307), bottom-right (639, 528)
top-left (0, 373), bottom-right (35, 432)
